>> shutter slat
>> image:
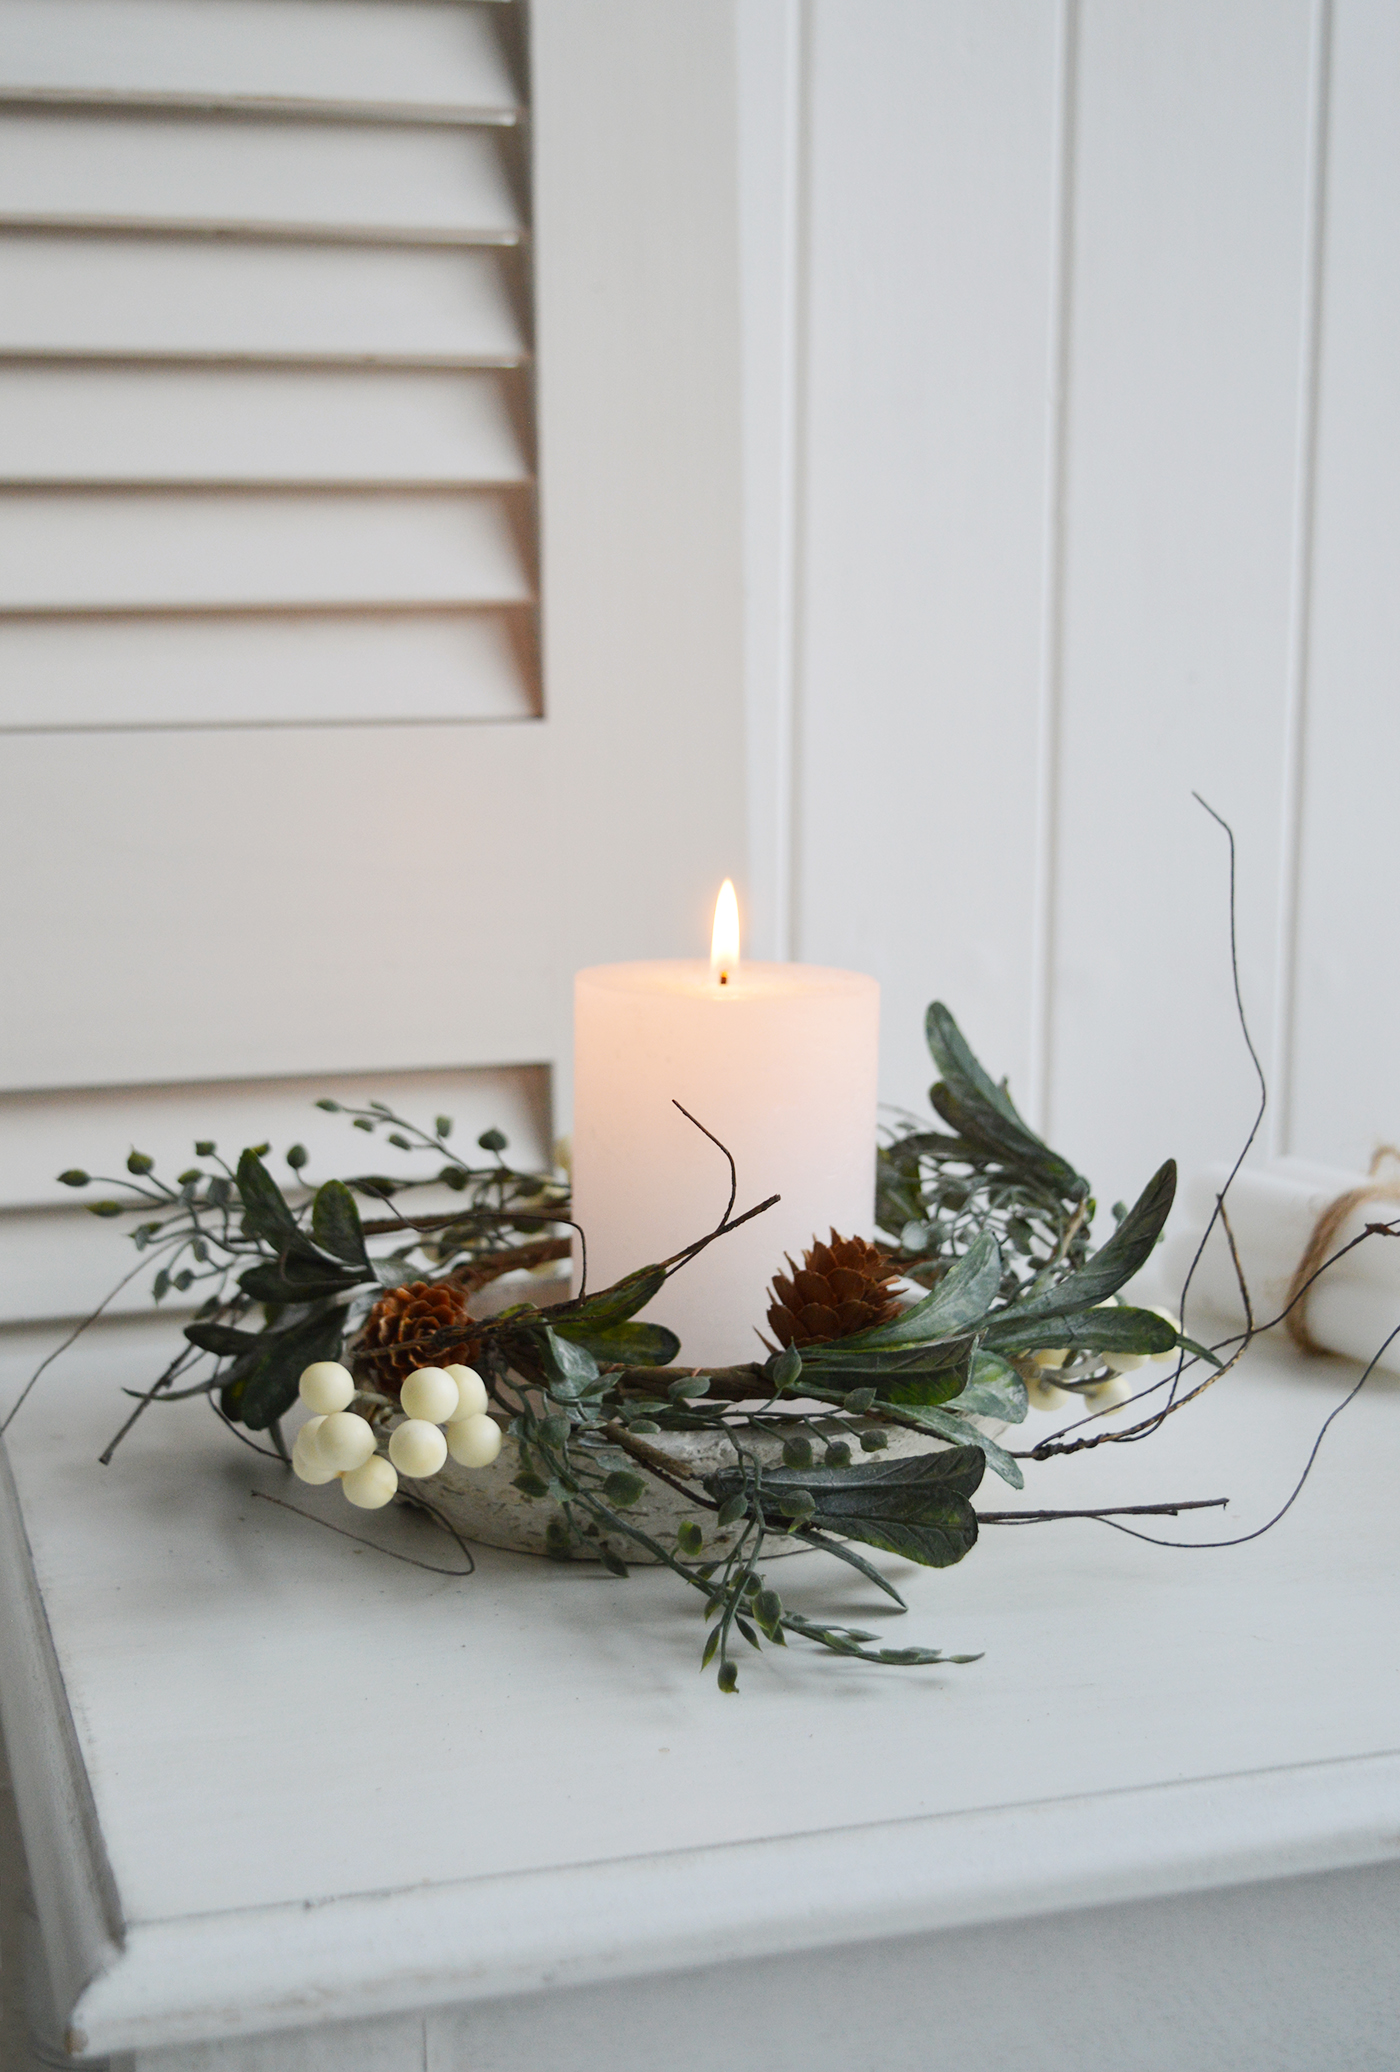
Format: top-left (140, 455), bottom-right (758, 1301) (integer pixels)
top-left (0, 0), bottom-right (538, 729)
top-left (0, 113), bottom-right (524, 243)
top-left (0, 366), bottom-right (530, 485)
top-left (0, 0), bottom-right (520, 121)
top-left (0, 611), bottom-right (538, 729)
top-left (0, 238), bottom-right (527, 363)
top-left (0, 491), bottom-right (533, 610)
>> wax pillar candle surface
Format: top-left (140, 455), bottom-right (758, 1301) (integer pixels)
top-left (572, 962), bottom-right (880, 1367)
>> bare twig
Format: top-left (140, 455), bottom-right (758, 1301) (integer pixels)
top-left (660, 1194), bottom-right (781, 1277)
top-left (249, 1489), bottom-right (475, 1575)
top-left (2, 1253), bottom-right (161, 1437)
top-left (672, 1101), bottom-right (738, 1227)
top-left (1218, 1197), bottom-right (1255, 1335)
top-left (978, 1498), bottom-right (1228, 1524)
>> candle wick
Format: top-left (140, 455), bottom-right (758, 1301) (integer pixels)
top-left (719, 972), bottom-right (728, 986)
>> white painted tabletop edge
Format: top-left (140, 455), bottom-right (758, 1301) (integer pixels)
top-left (0, 1442), bottom-right (123, 2046)
top-left (63, 1744), bottom-right (1400, 2054)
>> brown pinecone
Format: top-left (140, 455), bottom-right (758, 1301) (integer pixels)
top-left (355, 1279), bottom-right (479, 1394)
top-left (765, 1231), bottom-right (902, 1348)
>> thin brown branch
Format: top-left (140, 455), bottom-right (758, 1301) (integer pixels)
top-left (978, 1497), bottom-right (1228, 1524)
top-left (671, 1101), bottom-right (738, 1227)
top-left (1020, 1340), bottom-right (1248, 1459)
top-left (249, 1489), bottom-right (475, 1575)
top-left (1218, 1197), bottom-right (1254, 1336)
top-left (603, 1362), bottom-right (767, 1401)
top-left (1048, 1194), bottom-right (1088, 1271)
top-left (659, 1193), bottom-right (781, 1276)
top-left (358, 1206), bottom-right (566, 1237)
top-left (447, 1237), bottom-right (572, 1291)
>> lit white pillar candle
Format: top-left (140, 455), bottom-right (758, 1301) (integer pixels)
top-left (572, 886), bottom-right (880, 1368)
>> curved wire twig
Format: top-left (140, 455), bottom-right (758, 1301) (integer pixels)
top-left (250, 1488), bottom-right (475, 1575)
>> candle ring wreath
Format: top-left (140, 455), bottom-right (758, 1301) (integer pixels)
top-left (13, 803), bottom-right (1400, 1695)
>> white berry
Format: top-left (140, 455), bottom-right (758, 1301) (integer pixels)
top-left (446, 1413), bottom-right (502, 1468)
top-left (1025, 1377), bottom-right (1072, 1412)
top-left (292, 1417), bottom-right (337, 1484)
top-left (400, 1366), bottom-right (459, 1424)
top-left (388, 1419), bottom-right (448, 1478)
top-left (342, 1456), bottom-right (398, 1509)
top-left (299, 1361), bottom-right (355, 1415)
top-left (315, 1410), bottom-right (377, 1472)
top-left (1033, 1347), bottom-right (1069, 1369)
top-left (446, 1364), bottom-right (489, 1420)
top-left (1102, 1349), bottom-right (1147, 1374)
top-left (1086, 1371), bottom-right (1136, 1414)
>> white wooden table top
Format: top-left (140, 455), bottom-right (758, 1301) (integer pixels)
top-left (2, 1322), bottom-right (1398, 2059)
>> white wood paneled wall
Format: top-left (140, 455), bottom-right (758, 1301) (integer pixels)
top-left (739, 0), bottom-right (1400, 1221)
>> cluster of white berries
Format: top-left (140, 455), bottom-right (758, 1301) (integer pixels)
top-left (290, 1360), bottom-right (503, 1510)
top-left (1026, 1304), bottom-right (1182, 1415)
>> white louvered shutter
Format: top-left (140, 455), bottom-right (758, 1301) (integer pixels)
top-left (0, 0), bottom-right (539, 726)
top-left (0, 3), bottom-right (749, 1334)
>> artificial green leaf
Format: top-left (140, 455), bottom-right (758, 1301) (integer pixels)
top-left (708, 1447), bottom-right (983, 1568)
top-left (926, 1003), bottom-right (1086, 1195)
top-left (310, 1179), bottom-right (370, 1268)
top-left (804, 1231), bottom-right (1002, 1358)
top-left (603, 1469), bottom-right (646, 1508)
top-left (777, 1488), bottom-right (817, 1521)
top-left (227, 1306), bottom-right (347, 1430)
top-left (992, 1161), bottom-right (1177, 1326)
top-left (539, 1327), bottom-right (602, 1400)
top-left (877, 1404), bottom-right (1024, 1488)
top-left (552, 1318), bottom-right (680, 1367)
top-left (772, 1344), bottom-right (803, 1390)
top-left (876, 1364), bottom-right (972, 1410)
top-left (559, 1263), bottom-right (666, 1331)
top-left (760, 1450), bottom-right (983, 1568)
top-left (237, 1260), bottom-right (363, 1306)
top-left (185, 1321), bottom-right (260, 1357)
top-left (667, 1374), bottom-right (709, 1399)
top-left (947, 1349), bottom-right (1029, 1424)
top-left (234, 1147), bottom-right (301, 1249)
top-left (984, 1303), bottom-right (1177, 1358)
top-left (797, 1529), bottom-right (909, 1608)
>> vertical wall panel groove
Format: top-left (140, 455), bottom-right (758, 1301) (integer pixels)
top-left (1287, 0), bottom-right (1400, 1170)
top-left (783, 0), bottom-right (813, 966)
top-left (1271, 0), bottom-right (1335, 1157)
top-left (1028, 0), bottom-right (1079, 1138)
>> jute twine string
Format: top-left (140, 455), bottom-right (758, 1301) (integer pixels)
top-left (1285, 1145), bottom-right (1400, 1356)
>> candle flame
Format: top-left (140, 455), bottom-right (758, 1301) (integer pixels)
top-left (710, 879), bottom-right (740, 985)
